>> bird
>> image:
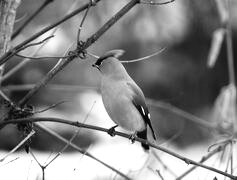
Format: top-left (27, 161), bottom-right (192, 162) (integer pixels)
top-left (92, 49), bottom-right (156, 150)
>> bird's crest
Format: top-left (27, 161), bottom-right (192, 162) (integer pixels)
top-left (94, 49), bottom-right (125, 66)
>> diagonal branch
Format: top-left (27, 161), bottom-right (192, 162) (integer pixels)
top-left (176, 143), bottom-right (229, 180)
top-left (11, 0), bottom-right (54, 39)
top-left (81, 0), bottom-right (140, 50)
top-left (1, 0), bottom-right (79, 83)
top-left (18, 0), bottom-right (140, 107)
top-left (35, 123), bottom-right (131, 180)
top-left (0, 0), bottom-right (102, 66)
top-left (1, 117), bottom-right (237, 179)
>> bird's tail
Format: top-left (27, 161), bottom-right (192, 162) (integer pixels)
top-left (137, 129), bottom-right (149, 151)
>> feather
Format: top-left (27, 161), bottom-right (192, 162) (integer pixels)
top-left (95, 49), bottom-right (125, 66)
top-left (137, 129), bottom-right (149, 150)
top-left (127, 82), bottom-right (157, 140)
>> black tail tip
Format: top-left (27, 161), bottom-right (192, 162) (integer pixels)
top-left (141, 143), bottom-right (149, 151)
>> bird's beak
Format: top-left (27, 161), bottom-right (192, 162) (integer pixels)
top-left (92, 63), bottom-right (100, 71)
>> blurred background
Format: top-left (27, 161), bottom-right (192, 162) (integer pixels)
top-left (1, 0), bottom-right (237, 179)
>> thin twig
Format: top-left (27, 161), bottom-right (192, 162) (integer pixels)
top-left (35, 123), bottom-right (131, 180)
top-left (224, 143), bottom-right (233, 180)
top-left (0, 130), bottom-right (35, 162)
top-left (29, 149), bottom-right (41, 168)
top-left (1, 0), bottom-right (79, 82)
top-left (77, 0), bottom-right (92, 43)
top-left (147, 99), bottom-right (217, 129)
top-left (87, 51), bottom-right (99, 59)
top-left (18, 0), bottom-right (141, 107)
top-left (34, 100), bottom-right (69, 114)
top-left (81, 0), bottom-right (140, 50)
top-left (121, 47), bottom-right (165, 63)
top-left (0, 157), bottom-right (20, 167)
top-left (1, 84), bottom-right (97, 92)
top-left (230, 141), bottom-right (234, 175)
top-left (156, 169), bottom-right (165, 180)
top-left (44, 101), bottom-right (95, 168)
top-left (152, 151), bottom-right (177, 178)
top-left (15, 54), bottom-right (69, 60)
top-left (226, 0), bottom-right (235, 85)
top-left (140, 0), bottom-right (175, 5)
top-left (17, 35), bottom-right (54, 52)
top-left (29, 150), bottom-right (46, 180)
top-left (0, 90), bottom-right (12, 103)
top-left (1, 117), bottom-right (237, 180)
top-left (0, 0), bottom-right (102, 66)
top-left (176, 142), bottom-right (229, 180)
top-left (15, 13), bottom-right (27, 23)
top-left (12, 0), bottom-right (54, 39)
top-left (18, 44), bottom-right (74, 107)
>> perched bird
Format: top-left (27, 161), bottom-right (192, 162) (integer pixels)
top-left (92, 50), bottom-right (156, 150)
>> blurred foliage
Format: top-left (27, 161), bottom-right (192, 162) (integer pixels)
top-left (1, 0), bottom-right (237, 150)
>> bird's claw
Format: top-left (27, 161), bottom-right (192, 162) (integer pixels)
top-left (107, 125), bottom-right (118, 137)
top-left (129, 133), bottom-right (137, 144)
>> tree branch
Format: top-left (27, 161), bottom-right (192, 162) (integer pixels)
top-left (18, 0), bottom-right (140, 107)
top-left (1, 117), bottom-right (237, 180)
top-left (35, 123), bottom-right (131, 180)
top-left (0, 0), bottom-right (102, 66)
top-left (11, 0), bottom-right (54, 39)
top-left (0, 0), bottom-right (21, 82)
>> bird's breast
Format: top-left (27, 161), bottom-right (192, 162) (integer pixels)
top-left (101, 78), bottom-right (145, 132)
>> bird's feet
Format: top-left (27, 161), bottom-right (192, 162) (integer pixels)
top-left (129, 132), bottom-right (137, 144)
top-left (107, 125), bottom-right (118, 137)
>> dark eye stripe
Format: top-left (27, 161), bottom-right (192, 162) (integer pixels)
top-left (94, 59), bottom-right (103, 66)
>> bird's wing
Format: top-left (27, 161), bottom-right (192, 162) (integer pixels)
top-left (126, 82), bottom-right (157, 140)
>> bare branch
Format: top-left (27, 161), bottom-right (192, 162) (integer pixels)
top-left (152, 151), bottom-right (177, 178)
top-left (226, 0), bottom-right (235, 85)
top-left (17, 35), bottom-right (54, 52)
top-left (0, 130), bottom-right (35, 162)
top-left (35, 123), bottom-right (131, 180)
top-left (1, 0), bottom-right (79, 82)
top-left (77, 0), bottom-right (93, 43)
top-left (14, 13), bottom-right (27, 23)
top-left (0, 157), bottom-right (20, 167)
top-left (1, 117), bottom-right (237, 180)
top-left (87, 51), bottom-right (99, 59)
top-left (140, 0), bottom-right (175, 5)
top-left (82, 0), bottom-right (140, 49)
top-left (176, 142), bottom-right (229, 180)
top-left (1, 84), bottom-right (97, 92)
top-left (146, 99), bottom-right (217, 130)
top-left (18, 44), bottom-right (74, 106)
top-left (15, 53), bottom-right (70, 60)
top-left (0, 90), bottom-right (12, 103)
top-left (34, 101), bottom-right (69, 114)
top-left (121, 47), bottom-right (165, 63)
top-left (0, 0), bottom-right (102, 66)
top-left (44, 101), bottom-right (95, 168)
top-left (156, 170), bottom-right (165, 180)
top-left (18, 0), bottom-right (141, 107)
top-left (12, 0), bottom-right (54, 39)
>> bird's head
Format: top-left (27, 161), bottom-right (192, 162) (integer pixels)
top-left (92, 49), bottom-right (125, 76)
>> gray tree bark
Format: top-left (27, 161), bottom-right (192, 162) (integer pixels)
top-left (0, 0), bottom-right (21, 81)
